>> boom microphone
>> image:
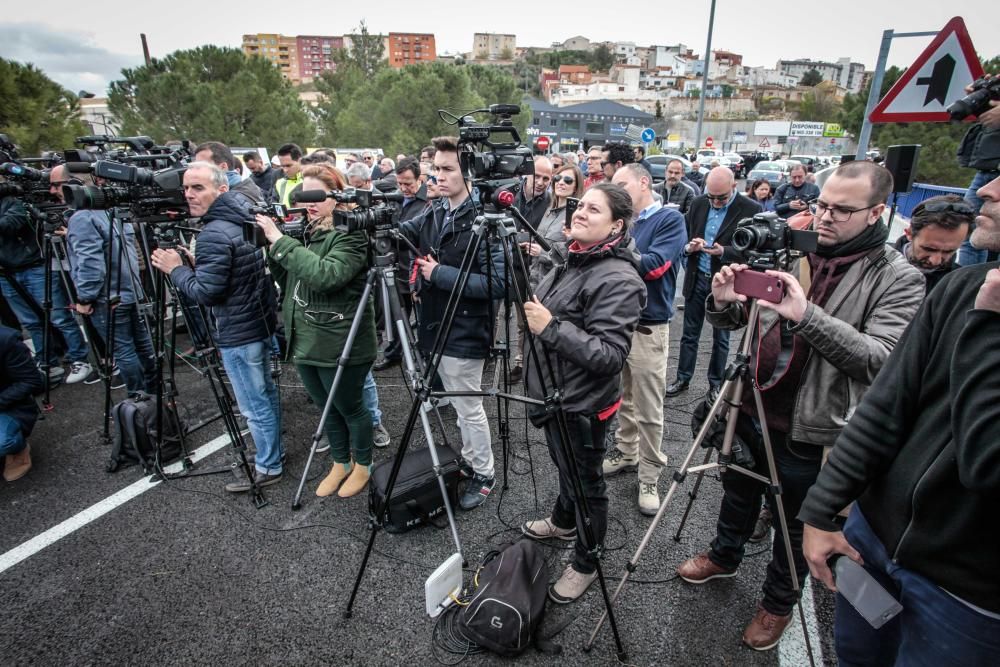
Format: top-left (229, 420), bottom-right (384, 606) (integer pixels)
top-left (291, 189), bottom-right (328, 204)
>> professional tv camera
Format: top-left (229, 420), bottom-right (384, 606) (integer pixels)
top-left (948, 76), bottom-right (1000, 120)
top-left (451, 104), bottom-right (534, 209)
top-left (244, 202), bottom-right (308, 248)
top-left (61, 159), bottom-right (188, 222)
top-left (730, 212), bottom-right (818, 271)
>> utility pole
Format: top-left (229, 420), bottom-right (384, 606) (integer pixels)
top-left (140, 33), bottom-right (152, 66)
top-left (694, 0), bottom-right (717, 150)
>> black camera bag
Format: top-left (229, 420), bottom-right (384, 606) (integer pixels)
top-left (108, 392), bottom-right (187, 474)
top-left (368, 444), bottom-right (461, 534)
top-left (458, 540), bottom-right (551, 657)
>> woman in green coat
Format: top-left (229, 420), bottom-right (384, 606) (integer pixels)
top-left (255, 164), bottom-right (377, 498)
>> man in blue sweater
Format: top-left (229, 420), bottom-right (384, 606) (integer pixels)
top-left (604, 164), bottom-right (688, 514)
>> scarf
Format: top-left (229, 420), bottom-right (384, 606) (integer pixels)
top-left (814, 220), bottom-right (889, 258)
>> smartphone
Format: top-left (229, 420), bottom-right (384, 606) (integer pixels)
top-left (833, 557), bottom-right (903, 629)
top-left (733, 270), bottom-right (785, 304)
top-left (565, 197), bottom-right (580, 229)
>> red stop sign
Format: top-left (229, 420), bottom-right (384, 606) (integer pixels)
top-left (536, 136), bottom-right (551, 151)
top-left (705, 136), bottom-right (714, 147)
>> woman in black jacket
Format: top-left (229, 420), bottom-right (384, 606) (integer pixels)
top-left (520, 183), bottom-right (646, 604)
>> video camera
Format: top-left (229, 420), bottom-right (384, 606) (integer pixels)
top-left (244, 202), bottom-right (309, 248)
top-left (452, 104), bottom-right (534, 209)
top-left (61, 159), bottom-right (188, 222)
top-left (291, 187), bottom-right (403, 237)
top-left (948, 76), bottom-right (1000, 120)
top-left (731, 212), bottom-right (818, 271)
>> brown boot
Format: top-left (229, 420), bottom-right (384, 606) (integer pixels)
top-left (742, 604), bottom-right (792, 651)
top-left (337, 464), bottom-right (370, 498)
top-left (316, 462), bottom-right (352, 497)
top-left (3, 444), bottom-right (32, 482)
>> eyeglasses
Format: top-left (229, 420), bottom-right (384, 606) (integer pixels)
top-left (553, 175), bottom-right (575, 185)
top-left (810, 201), bottom-right (877, 223)
top-left (706, 193), bottom-right (731, 202)
top-left (917, 201), bottom-right (974, 215)
top-left (363, 156), bottom-right (374, 162)
top-left (600, 161), bottom-right (611, 168)
top-left (344, 159), bottom-right (357, 166)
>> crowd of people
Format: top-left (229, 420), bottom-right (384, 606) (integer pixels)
top-left (1, 116), bottom-right (998, 662)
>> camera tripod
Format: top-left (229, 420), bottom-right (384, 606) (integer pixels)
top-left (290, 231), bottom-right (455, 517)
top-left (585, 298), bottom-right (815, 664)
top-left (342, 195), bottom-right (629, 661)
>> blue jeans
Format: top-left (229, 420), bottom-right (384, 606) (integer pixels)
top-left (219, 339), bottom-right (283, 475)
top-left (835, 508), bottom-right (1000, 666)
top-left (91, 302), bottom-right (155, 394)
top-left (0, 413), bottom-right (27, 456)
top-left (0, 266), bottom-right (89, 364)
top-left (958, 170), bottom-right (998, 266)
top-left (363, 370), bottom-right (382, 426)
top-left (676, 272), bottom-right (731, 387)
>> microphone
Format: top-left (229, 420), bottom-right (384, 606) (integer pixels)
top-left (488, 104), bottom-right (521, 116)
top-left (65, 162), bottom-right (95, 174)
top-left (291, 189), bottom-right (328, 204)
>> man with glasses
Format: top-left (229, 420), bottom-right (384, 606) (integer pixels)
top-left (667, 167), bottom-right (761, 402)
top-left (361, 151), bottom-right (378, 179)
top-left (675, 161), bottom-right (924, 651)
top-left (893, 194), bottom-right (973, 293)
top-left (601, 141), bottom-right (634, 182)
top-left (584, 146), bottom-right (605, 190)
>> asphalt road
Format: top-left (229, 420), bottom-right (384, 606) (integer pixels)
top-left (1, 318), bottom-right (836, 666)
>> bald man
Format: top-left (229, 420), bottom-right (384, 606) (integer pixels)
top-left (516, 155), bottom-right (553, 228)
top-left (666, 167), bottom-right (762, 402)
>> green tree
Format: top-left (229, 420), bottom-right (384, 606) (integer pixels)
top-left (654, 100), bottom-right (663, 119)
top-left (720, 84), bottom-right (735, 99)
top-left (592, 44), bottom-right (615, 72)
top-left (800, 68), bottom-right (823, 87)
top-left (0, 58), bottom-right (88, 154)
top-left (499, 47), bottom-right (514, 61)
top-left (796, 81), bottom-right (840, 121)
top-left (341, 20), bottom-right (385, 77)
top-left (108, 46), bottom-right (314, 146)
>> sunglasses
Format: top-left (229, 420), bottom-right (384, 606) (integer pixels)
top-left (918, 201), bottom-right (974, 215)
top-left (427, 175), bottom-right (438, 184)
top-left (553, 175), bottom-right (576, 185)
top-left (706, 193), bottom-right (731, 202)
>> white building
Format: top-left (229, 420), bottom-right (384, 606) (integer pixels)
top-left (472, 33), bottom-right (516, 60)
top-left (777, 57), bottom-right (866, 93)
top-left (745, 66), bottom-right (798, 88)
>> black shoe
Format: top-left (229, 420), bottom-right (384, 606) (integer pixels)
top-left (750, 506), bottom-right (773, 542)
top-left (508, 365), bottom-right (523, 383)
top-left (459, 473), bottom-right (495, 510)
top-left (665, 379), bottom-right (690, 397)
top-left (706, 385), bottom-right (722, 405)
top-left (225, 470), bottom-right (282, 493)
top-left (374, 356), bottom-right (401, 372)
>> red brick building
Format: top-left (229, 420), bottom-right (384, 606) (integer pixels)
top-left (386, 33), bottom-right (436, 67)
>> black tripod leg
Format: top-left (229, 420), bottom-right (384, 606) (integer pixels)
top-left (673, 448), bottom-right (715, 542)
top-left (291, 269), bottom-right (377, 511)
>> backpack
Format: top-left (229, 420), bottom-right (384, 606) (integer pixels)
top-left (457, 540), bottom-right (551, 657)
top-left (107, 392), bottom-right (187, 474)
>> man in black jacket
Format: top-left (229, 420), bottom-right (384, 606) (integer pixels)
top-left (243, 151), bottom-right (279, 204)
top-left (514, 155), bottom-right (552, 228)
top-left (662, 159), bottom-right (696, 214)
top-left (399, 136), bottom-right (506, 511)
top-left (773, 164), bottom-right (820, 217)
top-left (0, 324), bottom-right (43, 481)
top-left (194, 142), bottom-right (263, 207)
top-left (667, 167), bottom-right (760, 400)
top-left (150, 162), bottom-right (281, 492)
top-left (801, 173), bottom-right (1000, 665)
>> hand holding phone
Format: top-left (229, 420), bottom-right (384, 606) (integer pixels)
top-left (565, 197), bottom-right (580, 229)
top-left (734, 269), bottom-right (785, 304)
top-left (832, 556), bottom-right (903, 629)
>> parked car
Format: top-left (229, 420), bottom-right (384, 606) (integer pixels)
top-left (697, 148), bottom-right (724, 163)
top-left (746, 160), bottom-right (790, 189)
top-left (644, 154), bottom-right (708, 182)
top-left (723, 153), bottom-right (745, 178)
top-left (789, 155), bottom-right (820, 172)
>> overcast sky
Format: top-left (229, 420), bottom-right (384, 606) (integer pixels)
top-left (1, 1), bottom-right (996, 94)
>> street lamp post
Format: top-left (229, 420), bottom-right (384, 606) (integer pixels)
top-left (694, 0), bottom-right (717, 150)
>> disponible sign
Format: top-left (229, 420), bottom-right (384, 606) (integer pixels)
top-left (789, 122), bottom-right (825, 137)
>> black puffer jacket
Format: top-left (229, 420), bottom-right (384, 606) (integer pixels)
top-left (662, 182), bottom-right (696, 214)
top-left (0, 324), bottom-right (42, 437)
top-left (0, 196), bottom-right (42, 271)
top-left (957, 123), bottom-right (1000, 172)
top-left (524, 234), bottom-right (646, 417)
top-left (400, 195), bottom-right (506, 359)
top-left (169, 192), bottom-right (276, 348)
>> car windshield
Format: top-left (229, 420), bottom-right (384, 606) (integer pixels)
top-left (755, 161), bottom-right (784, 171)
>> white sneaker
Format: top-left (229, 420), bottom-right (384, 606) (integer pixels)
top-left (40, 364), bottom-right (65, 381)
top-left (316, 434), bottom-right (330, 453)
top-left (66, 361), bottom-right (93, 384)
top-left (373, 423), bottom-right (391, 448)
top-left (639, 482), bottom-right (660, 516)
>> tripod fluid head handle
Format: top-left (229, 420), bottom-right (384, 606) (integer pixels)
top-left (505, 205), bottom-right (552, 254)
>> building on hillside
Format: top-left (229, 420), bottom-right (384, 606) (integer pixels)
top-left (555, 36), bottom-right (592, 52)
top-left (472, 33), bottom-right (516, 60)
top-left (387, 33), bottom-right (436, 67)
top-left (744, 66), bottom-right (798, 88)
top-left (777, 57), bottom-right (866, 93)
top-left (650, 44), bottom-right (694, 70)
top-left (525, 97), bottom-right (655, 152)
top-left (242, 33), bottom-right (301, 82)
top-left (296, 35), bottom-right (345, 83)
top-left (558, 65), bottom-right (592, 84)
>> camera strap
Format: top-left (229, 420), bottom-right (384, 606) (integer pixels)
top-left (751, 311), bottom-right (798, 391)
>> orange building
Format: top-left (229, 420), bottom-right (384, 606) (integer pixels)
top-left (386, 33), bottom-right (436, 67)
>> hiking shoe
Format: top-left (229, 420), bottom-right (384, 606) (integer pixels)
top-left (3, 444), bottom-right (32, 482)
top-left (549, 564), bottom-right (597, 604)
top-left (316, 462), bottom-right (352, 497)
top-left (225, 470), bottom-right (282, 493)
top-left (522, 517), bottom-right (577, 542)
top-left (373, 423), bottom-right (390, 448)
top-left (677, 552), bottom-right (738, 584)
top-left (638, 482), bottom-right (660, 516)
top-left (742, 604), bottom-right (792, 651)
top-left (66, 361), bottom-right (92, 384)
top-left (459, 473), bottom-right (495, 510)
top-left (508, 365), bottom-right (523, 384)
top-left (750, 506), bottom-right (773, 542)
top-left (337, 464), bottom-right (370, 498)
top-left (315, 434), bottom-right (330, 453)
top-left (602, 447), bottom-right (637, 477)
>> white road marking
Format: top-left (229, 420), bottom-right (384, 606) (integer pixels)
top-left (0, 433), bottom-right (234, 576)
top-left (779, 577), bottom-right (825, 666)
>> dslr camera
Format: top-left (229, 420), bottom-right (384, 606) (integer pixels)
top-left (454, 104), bottom-right (534, 209)
top-left (731, 212), bottom-right (818, 271)
top-left (948, 76), bottom-right (1000, 120)
top-left (245, 202), bottom-right (308, 248)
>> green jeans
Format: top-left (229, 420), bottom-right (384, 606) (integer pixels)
top-left (296, 362), bottom-right (373, 466)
